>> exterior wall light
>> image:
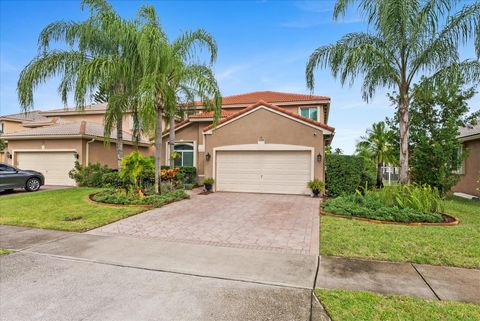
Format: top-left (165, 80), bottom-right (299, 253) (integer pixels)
top-left (317, 153), bottom-right (322, 162)
top-left (6, 151), bottom-right (12, 159)
top-left (205, 152), bottom-right (211, 161)
top-left (74, 152), bottom-right (79, 160)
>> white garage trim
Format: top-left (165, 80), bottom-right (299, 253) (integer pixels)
top-left (213, 144), bottom-right (314, 194)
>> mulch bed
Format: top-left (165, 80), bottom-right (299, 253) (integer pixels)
top-left (321, 211), bottom-right (459, 226)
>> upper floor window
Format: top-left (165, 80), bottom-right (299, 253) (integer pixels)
top-left (174, 143), bottom-right (194, 167)
top-left (299, 107), bottom-right (318, 121)
top-left (0, 122), bottom-right (4, 134)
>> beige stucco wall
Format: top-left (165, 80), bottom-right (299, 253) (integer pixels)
top-left (215, 103), bottom-right (328, 124)
top-left (5, 138), bottom-right (84, 167)
top-left (204, 108), bottom-right (326, 180)
top-left (1, 120), bottom-right (28, 134)
top-left (88, 140), bottom-right (151, 169)
top-left (4, 137), bottom-right (151, 169)
top-left (452, 139), bottom-right (480, 197)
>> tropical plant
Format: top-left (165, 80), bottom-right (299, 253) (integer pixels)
top-left (203, 177), bottom-right (214, 185)
top-left (134, 6), bottom-right (221, 194)
top-left (306, 0), bottom-right (480, 184)
top-left (356, 121), bottom-right (397, 188)
top-left (0, 138), bottom-right (5, 151)
top-left (307, 179), bottom-right (325, 192)
top-left (17, 0), bottom-right (142, 168)
top-left (119, 151), bottom-right (155, 196)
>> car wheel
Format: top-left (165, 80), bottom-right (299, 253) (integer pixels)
top-left (25, 178), bottom-right (41, 192)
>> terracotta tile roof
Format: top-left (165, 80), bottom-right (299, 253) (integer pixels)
top-left (203, 100), bottom-right (335, 133)
top-left (2, 121), bottom-right (149, 144)
top-left (0, 111), bottom-right (49, 122)
top-left (189, 110), bottom-right (234, 118)
top-left (190, 91), bottom-right (330, 107)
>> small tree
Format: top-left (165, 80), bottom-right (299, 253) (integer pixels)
top-left (356, 121), bottom-right (397, 188)
top-left (119, 151), bottom-right (155, 196)
top-left (389, 74), bottom-right (478, 195)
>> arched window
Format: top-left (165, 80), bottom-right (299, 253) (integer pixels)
top-left (174, 144), bottom-right (194, 167)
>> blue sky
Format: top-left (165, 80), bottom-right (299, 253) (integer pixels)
top-left (1, 0), bottom-right (478, 154)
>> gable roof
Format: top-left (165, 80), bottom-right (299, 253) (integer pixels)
top-left (190, 91), bottom-right (330, 107)
top-left (2, 121), bottom-right (149, 144)
top-left (0, 111), bottom-right (49, 123)
top-left (203, 100), bottom-right (335, 134)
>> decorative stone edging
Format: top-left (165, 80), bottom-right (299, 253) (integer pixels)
top-left (86, 193), bottom-right (154, 209)
top-left (321, 212), bottom-right (459, 226)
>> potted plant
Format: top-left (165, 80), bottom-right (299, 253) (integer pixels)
top-left (307, 179), bottom-right (325, 197)
top-left (203, 177), bottom-right (215, 192)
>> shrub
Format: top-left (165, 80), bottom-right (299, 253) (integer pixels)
top-left (92, 189), bottom-right (189, 207)
top-left (307, 179), bottom-right (325, 192)
top-left (203, 177), bottom-right (214, 185)
top-left (364, 184), bottom-right (443, 213)
top-left (161, 166), bottom-right (197, 185)
top-left (68, 162), bottom-right (114, 187)
top-left (119, 151), bottom-right (155, 195)
top-left (325, 154), bottom-right (375, 197)
top-left (322, 194), bottom-right (444, 223)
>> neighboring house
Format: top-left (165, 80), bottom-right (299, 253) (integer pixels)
top-left (452, 123), bottom-right (480, 197)
top-left (1, 91), bottom-right (335, 193)
top-left (0, 104), bottom-right (152, 185)
top-left (162, 91), bottom-right (334, 195)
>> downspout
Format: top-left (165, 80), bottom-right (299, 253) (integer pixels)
top-left (86, 138), bottom-right (95, 166)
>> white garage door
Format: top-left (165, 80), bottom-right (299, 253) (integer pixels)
top-left (16, 151), bottom-right (76, 186)
top-left (216, 150), bottom-right (312, 195)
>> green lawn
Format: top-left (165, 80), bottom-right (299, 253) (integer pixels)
top-left (316, 289), bottom-right (480, 321)
top-left (320, 196), bottom-right (480, 268)
top-left (0, 188), bottom-right (144, 232)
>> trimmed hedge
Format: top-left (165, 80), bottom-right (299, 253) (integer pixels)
top-left (325, 155), bottom-right (375, 197)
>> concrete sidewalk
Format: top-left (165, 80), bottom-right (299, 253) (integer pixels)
top-left (23, 232), bottom-right (318, 289)
top-left (0, 225), bottom-right (75, 250)
top-left (316, 256), bottom-right (480, 304)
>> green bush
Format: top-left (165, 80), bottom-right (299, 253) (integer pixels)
top-left (93, 189), bottom-right (189, 207)
top-left (119, 151), bottom-right (155, 194)
top-left (322, 194), bottom-right (444, 223)
top-left (325, 155), bottom-right (375, 197)
top-left (161, 166), bottom-right (197, 185)
top-left (307, 178), bottom-right (325, 192)
top-left (68, 162), bottom-right (115, 187)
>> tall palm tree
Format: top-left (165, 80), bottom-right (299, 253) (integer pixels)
top-left (17, 0), bottom-right (140, 168)
top-left (306, 0), bottom-right (479, 183)
top-left (135, 6), bottom-right (221, 194)
top-left (356, 121), bottom-right (396, 188)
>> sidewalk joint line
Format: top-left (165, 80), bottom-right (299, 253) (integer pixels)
top-left (21, 250), bottom-right (312, 291)
top-left (411, 263), bottom-right (441, 301)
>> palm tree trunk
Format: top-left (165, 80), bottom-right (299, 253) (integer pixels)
top-left (168, 116), bottom-right (175, 167)
top-left (399, 85), bottom-right (410, 184)
top-left (376, 162), bottom-right (383, 188)
top-left (154, 107), bottom-right (163, 194)
top-left (116, 115), bottom-right (123, 169)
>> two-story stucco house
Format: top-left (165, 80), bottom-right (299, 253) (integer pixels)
top-left (1, 91), bottom-right (335, 194)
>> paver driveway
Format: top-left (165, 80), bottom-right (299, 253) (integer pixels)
top-left (88, 191), bottom-right (320, 255)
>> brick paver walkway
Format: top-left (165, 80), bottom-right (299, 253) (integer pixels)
top-left (88, 191), bottom-right (320, 255)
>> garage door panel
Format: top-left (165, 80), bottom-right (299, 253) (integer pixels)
top-left (16, 152), bottom-right (76, 186)
top-left (216, 150), bottom-right (312, 195)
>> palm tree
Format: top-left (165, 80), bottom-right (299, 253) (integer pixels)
top-left (306, 0), bottom-right (480, 183)
top-left (17, 0), bottom-right (140, 168)
top-left (356, 121), bottom-right (396, 188)
top-left (135, 6), bottom-right (221, 194)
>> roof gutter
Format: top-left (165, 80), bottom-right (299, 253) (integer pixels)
top-left (86, 138), bottom-right (95, 165)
